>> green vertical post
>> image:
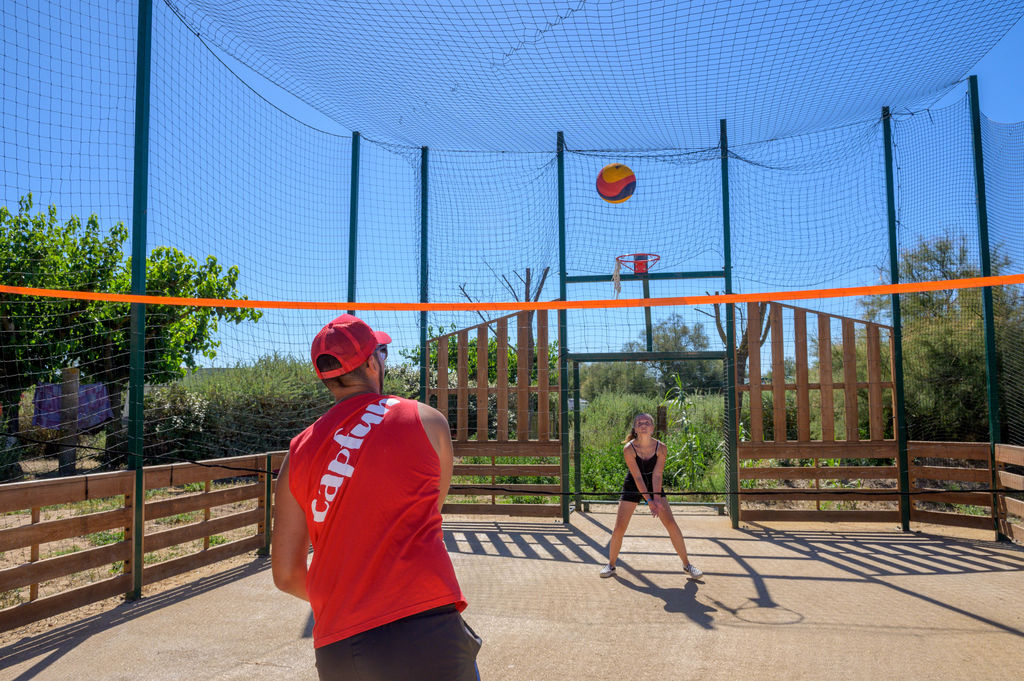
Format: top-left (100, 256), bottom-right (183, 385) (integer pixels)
top-left (419, 146), bottom-right (429, 403)
top-left (883, 107), bottom-right (912, 531)
top-left (347, 131), bottom-right (361, 314)
top-left (128, 0), bottom-right (154, 600)
top-left (721, 119), bottom-right (739, 528)
top-left (572, 361), bottom-right (582, 510)
top-left (968, 76), bottom-right (1003, 537)
top-left (557, 132), bottom-right (571, 523)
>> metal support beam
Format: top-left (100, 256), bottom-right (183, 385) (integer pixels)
top-left (883, 106), bottom-right (911, 531)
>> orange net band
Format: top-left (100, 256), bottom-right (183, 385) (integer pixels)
top-left (3, 274), bottom-right (1024, 312)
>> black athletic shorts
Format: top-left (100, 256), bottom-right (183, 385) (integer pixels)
top-left (313, 604), bottom-right (482, 681)
top-left (620, 472), bottom-right (666, 504)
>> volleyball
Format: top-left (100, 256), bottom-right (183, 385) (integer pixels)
top-left (596, 163), bottom-right (636, 203)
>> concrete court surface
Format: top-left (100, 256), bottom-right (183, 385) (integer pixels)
top-left (2, 507), bottom-right (1024, 681)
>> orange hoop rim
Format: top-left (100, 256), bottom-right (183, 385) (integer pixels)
top-left (615, 253), bottom-right (660, 274)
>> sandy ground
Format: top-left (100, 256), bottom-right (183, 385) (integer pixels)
top-left (2, 507), bottom-right (1023, 680)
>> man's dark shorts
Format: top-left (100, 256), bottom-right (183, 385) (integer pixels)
top-left (314, 604), bottom-right (482, 681)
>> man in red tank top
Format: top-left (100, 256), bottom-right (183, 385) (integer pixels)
top-left (272, 314), bottom-right (481, 681)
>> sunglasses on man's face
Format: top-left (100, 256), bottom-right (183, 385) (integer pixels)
top-left (376, 344), bottom-right (388, 360)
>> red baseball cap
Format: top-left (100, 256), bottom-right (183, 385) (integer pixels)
top-left (310, 314), bottom-right (392, 379)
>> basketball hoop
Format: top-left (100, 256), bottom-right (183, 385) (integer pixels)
top-left (616, 253), bottom-right (660, 275)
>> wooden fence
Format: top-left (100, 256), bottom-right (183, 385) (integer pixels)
top-left (736, 302), bottom-right (994, 528)
top-left (996, 444), bottom-right (1024, 542)
top-left (0, 452), bottom-right (283, 632)
top-left (427, 310), bottom-right (562, 517)
top-left (737, 302), bottom-right (900, 522)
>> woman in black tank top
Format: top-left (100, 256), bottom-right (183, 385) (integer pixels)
top-left (599, 412), bottom-right (703, 580)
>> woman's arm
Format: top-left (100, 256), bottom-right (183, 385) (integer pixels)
top-left (650, 441), bottom-right (668, 514)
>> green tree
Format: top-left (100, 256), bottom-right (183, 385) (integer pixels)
top-left (0, 195), bottom-right (262, 473)
top-left (579, 362), bottom-right (658, 401)
top-left (626, 314), bottom-right (723, 393)
top-left (860, 236), bottom-right (1024, 442)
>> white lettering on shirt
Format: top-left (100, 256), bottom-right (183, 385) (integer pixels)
top-left (310, 397), bottom-right (401, 523)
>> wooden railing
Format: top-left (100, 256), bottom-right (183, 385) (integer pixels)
top-left (428, 310), bottom-right (562, 516)
top-left (908, 442), bottom-right (993, 530)
top-left (735, 302), bottom-right (997, 530)
top-left (737, 302), bottom-right (899, 521)
top-left (995, 444), bottom-right (1024, 542)
top-left (0, 452), bottom-right (284, 632)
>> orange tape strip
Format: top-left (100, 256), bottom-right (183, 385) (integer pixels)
top-left (2, 274), bottom-right (1024, 312)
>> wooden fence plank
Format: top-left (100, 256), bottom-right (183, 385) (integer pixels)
top-left (739, 490), bottom-right (900, 502)
top-left (909, 466), bottom-right (991, 484)
top-left (537, 309), bottom-right (550, 440)
top-left (748, 302), bottom-right (763, 442)
top-left (818, 314), bottom-right (834, 442)
top-left (448, 484), bottom-right (561, 496)
top-left (517, 312), bottom-right (530, 441)
top-left (771, 304), bottom-right (786, 443)
top-left (143, 483), bottom-right (263, 521)
top-left (910, 509), bottom-right (994, 530)
top-left (996, 444), bottom-right (1024, 467)
top-left (142, 535), bottom-right (264, 586)
top-left (910, 490), bottom-right (992, 506)
top-left (477, 325), bottom-right (489, 441)
top-left (145, 509), bottom-right (263, 553)
top-left (437, 336), bottom-right (449, 425)
top-left (0, 477), bottom-right (85, 513)
top-left (456, 330), bottom-right (469, 441)
top-left (997, 469), bottom-right (1024, 491)
top-left (0, 575), bottom-right (131, 632)
top-left (441, 503), bottom-right (561, 517)
top-left (0, 508), bottom-right (132, 553)
top-left (907, 442), bottom-right (991, 461)
top-left (0, 541), bottom-right (130, 592)
top-left (453, 464), bottom-right (561, 477)
top-left (794, 309), bottom-right (810, 441)
top-left (998, 519), bottom-right (1024, 543)
top-left (739, 510), bottom-right (899, 523)
top-left (738, 441), bottom-right (897, 460)
top-left (1001, 496), bottom-right (1024, 519)
top-left (842, 319), bottom-right (859, 442)
top-left (453, 441), bottom-right (561, 457)
top-left (739, 466), bottom-right (898, 480)
top-left (867, 325), bottom-right (883, 440)
top-left (496, 318), bottom-right (509, 442)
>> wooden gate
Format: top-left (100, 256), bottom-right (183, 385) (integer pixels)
top-left (737, 302), bottom-right (995, 529)
top-left (426, 311), bottom-right (562, 517)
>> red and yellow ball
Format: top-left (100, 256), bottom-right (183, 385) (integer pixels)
top-left (596, 163), bottom-right (636, 204)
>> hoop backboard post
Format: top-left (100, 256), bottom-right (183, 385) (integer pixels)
top-left (615, 253), bottom-right (659, 350)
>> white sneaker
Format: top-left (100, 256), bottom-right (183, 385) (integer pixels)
top-left (599, 564), bottom-right (616, 578)
top-left (683, 563), bottom-right (703, 579)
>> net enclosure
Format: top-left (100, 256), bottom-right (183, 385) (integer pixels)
top-left (1, 0), bottom-right (1023, 528)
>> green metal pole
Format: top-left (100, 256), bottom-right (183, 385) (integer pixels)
top-left (968, 76), bottom-right (1003, 538)
top-left (572, 361), bottom-right (582, 510)
top-left (419, 146), bottom-right (429, 403)
top-left (883, 107), bottom-right (912, 531)
top-left (128, 0), bottom-right (154, 600)
top-left (721, 119), bottom-right (739, 528)
top-left (557, 132), bottom-right (570, 523)
top-left (347, 131), bottom-right (361, 314)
